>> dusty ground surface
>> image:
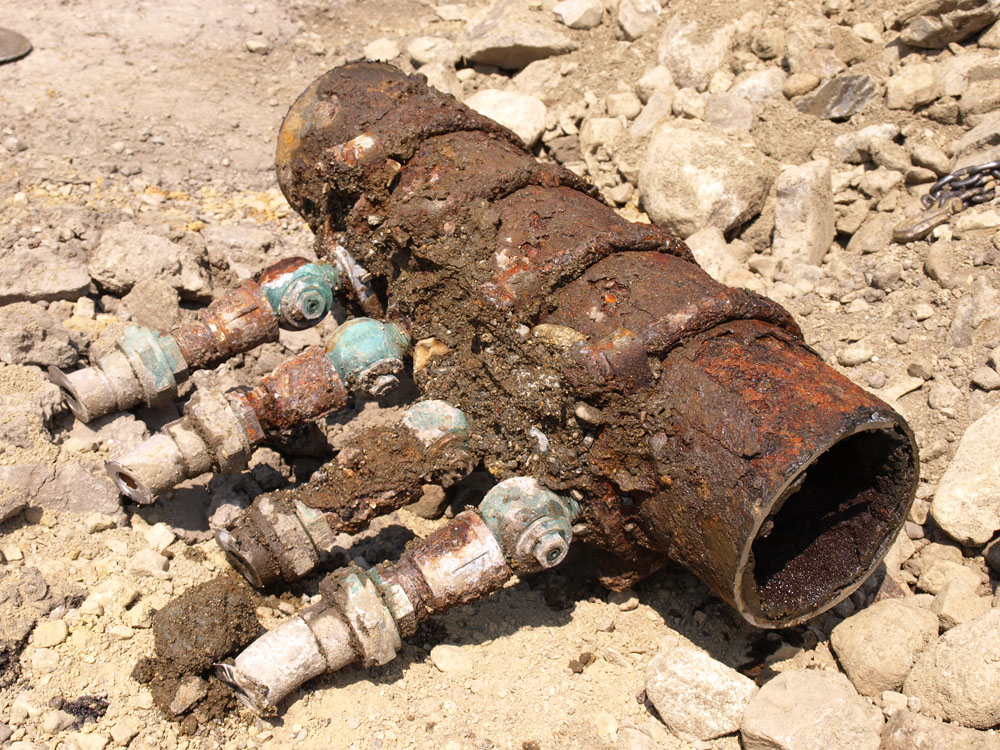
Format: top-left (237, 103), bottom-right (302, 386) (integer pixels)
top-left (1, 0), bottom-right (1000, 748)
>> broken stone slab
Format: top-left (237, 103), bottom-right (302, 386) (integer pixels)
top-left (829, 599), bottom-right (939, 697)
top-left (87, 221), bottom-right (210, 301)
top-left (772, 160), bottom-right (835, 267)
top-left (795, 74), bottom-right (878, 120)
top-left (645, 634), bottom-right (757, 741)
top-left (657, 16), bottom-right (736, 92)
top-left (903, 609), bottom-right (1000, 729)
top-left (639, 120), bottom-right (776, 238)
top-left (30, 462), bottom-right (122, 516)
top-left (463, 0), bottom-right (578, 69)
top-left (740, 670), bottom-right (884, 750)
top-left (881, 710), bottom-right (1000, 750)
top-left (930, 404), bottom-right (1000, 545)
top-left (120, 279), bottom-right (181, 333)
top-left (894, 0), bottom-right (1000, 48)
top-left (0, 302), bottom-right (78, 368)
top-left (0, 241), bottom-right (91, 305)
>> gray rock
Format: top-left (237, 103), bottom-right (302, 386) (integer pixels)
top-left (704, 92), bottom-right (753, 132)
top-left (639, 121), bottom-right (776, 238)
top-left (886, 63), bottom-right (940, 110)
top-left (42, 709), bottom-right (76, 735)
top-left (930, 404), bottom-right (1000, 545)
top-left (32, 462), bottom-right (121, 515)
top-left (740, 670), bottom-right (884, 750)
top-left (909, 141), bottom-right (951, 176)
top-left (895, 0), bottom-right (1000, 48)
top-left (120, 279), bottom-right (181, 332)
top-left (606, 91), bottom-right (642, 119)
top-left (683, 227), bottom-right (743, 283)
top-left (972, 366), bottom-right (1000, 391)
top-left (465, 89), bottom-right (547, 148)
top-left (464, 0), bottom-right (578, 69)
top-left (904, 609), bottom-right (1000, 729)
top-left (169, 675), bottom-right (208, 715)
top-left (0, 303), bottom-right (77, 368)
top-left (89, 222), bottom-right (209, 300)
top-left (0, 241), bottom-right (90, 305)
top-left (629, 90), bottom-right (674, 137)
top-left (917, 559), bottom-right (985, 595)
top-left (924, 241), bottom-right (963, 289)
top-left (417, 62), bottom-right (463, 99)
top-left (960, 79), bottom-right (1000, 121)
top-left (951, 111), bottom-right (1000, 169)
top-left (881, 710), bottom-right (1000, 750)
top-left (657, 16), bottom-right (735, 91)
top-left (833, 123), bottom-right (900, 164)
top-left (645, 634), bottom-right (757, 741)
top-left (796, 75), bottom-right (878, 120)
top-left (772, 160), bottom-right (835, 267)
top-left (838, 341), bottom-right (874, 367)
top-left (635, 65), bottom-right (675, 103)
top-left (869, 138), bottom-right (913, 174)
top-left (751, 27), bottom-right (785, 60)
top-left (830, 600), bottom-right (939, 697)
top-left (617, 0), bottom-right (661, 41)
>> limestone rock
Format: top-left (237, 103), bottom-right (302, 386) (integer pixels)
top-left (772, 160), bottom-right (835, 267)
top-left (120, 279), bottom-right (181, 332)
top-left (657, 16), bottom-right (735, 91)
top-left (729, 68), bottom-right (787, 103)
top-left (740, 670), bottom-right (883, 750)
top-left (704, 92), bottom-right (753, 132)
top-left (618, 0), bottom-right (661, 41)
top-left (930, 404), bottom-right (1000, 545)
top-left (464, 0), bottom-right (578, 69)
top-left (31, 463), bottom-right (121, 516)
top-left (645, 635), bottom-right (757, 741)
top-left (639, 121), bottom-right (776, 237)
top-left (896, 0), bottom-right (1000, 48)
top-left (88, 222), bottom-right (209, 300)
top-left (407, 36), bottom-right (460, 67)
top-left (829, 599), bottom-right (939, 697)
top-left (929, 579), bottom-right (992, 630)
top-left (683, 227), bottom-right (745, 284)
top-left (903, 609), bottom-right (1000, 729)
top-left (886, 63), bottom-right (940, 110)
top-left (553, 0), bottom-right (603, 29)
top-left (430, 644), bottom-right (473, 672)
top-left (881, 710), bottom-right (1000, 750)
top-left (465, 89), bottom-right (547, 148)
top-left (0, 242), bottom-right (90, 305)
top-left (951, 111), bottom-right (1000, 169)
top-left (0, 303), bottom-right (77, 368)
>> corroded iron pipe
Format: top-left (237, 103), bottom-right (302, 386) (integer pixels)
top-left (244, 62), bottom-right (918, 630)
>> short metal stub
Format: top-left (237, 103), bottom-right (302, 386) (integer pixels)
top-left (0, 29), bottom-right (32, 65)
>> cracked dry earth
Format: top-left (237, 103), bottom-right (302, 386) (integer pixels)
top-left (2, 0), bottom-right (1000, 749)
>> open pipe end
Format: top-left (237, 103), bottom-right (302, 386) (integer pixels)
top-left (48, 365), bottom-right (94, 423)
top-left (214, 663), bottom-right (275, 716)
top-left (215, 529), bottom-right (269, 589)
top-left (736, 416), bottom-right (918, 628)
top-left (104, 461), bottom-right (156, 505)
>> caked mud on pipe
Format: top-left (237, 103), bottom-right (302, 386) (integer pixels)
top-left (260, 62), bottom-right (921, 629)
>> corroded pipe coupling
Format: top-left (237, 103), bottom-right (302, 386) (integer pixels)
top-left (216, 399), bottom-right (472, 587)
top-left (272, 62), bottom-right (920, 629)
top-left (49, 256), bottom-right (357, 423)
top-left (106, 318), bottom-right (411, 504)
top-left (216, 478), bottom-right (578, 714)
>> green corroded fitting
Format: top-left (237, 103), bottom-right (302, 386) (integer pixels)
top-left (401, 400), bottom-right (469, 448)
top-left (479, 477), bottom-right (580, 573)
top-left (262, 261), bottom-right (342, 329)
top-left (119, 325), bottom-right (187, 400)
top-left (325, 318), bottom-right (411, 398)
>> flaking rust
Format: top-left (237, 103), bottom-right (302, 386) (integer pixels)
top-left (254, 62), bottom-right (920, 628)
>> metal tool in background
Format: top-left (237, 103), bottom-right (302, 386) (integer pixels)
top-left (893, 159), bottom-right (1000, 242)
top-left (0, 29), bottom-right (31, 65)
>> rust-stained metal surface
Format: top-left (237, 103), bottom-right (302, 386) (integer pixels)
top-left (266, 62), bottom-right (919, 628)
top-left (172, 279), bottom-right (279, 370)
top-left (229, 347), bottom-right (347, 434)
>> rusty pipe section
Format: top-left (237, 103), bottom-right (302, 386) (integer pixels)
top-left (216, 400), bottom-right (475, 587)
top-left (216, 478), bottom-right (578, 714)
top-left (269, 63), bottom-right (918, 629)
top-left (48, 255), bottom-right (372, 423)
top-left (105, 318), bottom-right (411, 504)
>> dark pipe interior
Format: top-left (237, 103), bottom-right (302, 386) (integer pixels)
top-left (744, 424), bottom-right (915, 623)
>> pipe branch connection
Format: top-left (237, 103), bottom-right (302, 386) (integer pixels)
top-left (216, 399), bottom-right (473, 586)
top-left (105, 318), bottom-right (410, 505)
top-left (48, 255), bottom-right (372, 423)
top-left (215, 477), bottom-right (578, 714)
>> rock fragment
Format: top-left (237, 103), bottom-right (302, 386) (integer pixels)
top-left (645, 635), bottom-right (757, 741)
top-left (657, 16), bottom-right (735, 91)
top-left (903, 609), bottom-right (1000, 729)
top-left (430, 644), bottom-right (473, 673)
top-left (895, 0), bottom-right (1000, 48)
top-left (796, 75), bottom-right (877, 120)
top-left (618, 0), bottom-right (661, 40)
top-left (930, 404), bottom-right (1000, 545)
top-left (464, 0), bottom-right (578, 69)
top-left (829, 599), bottom-right (939, 696)
top-left (929, 579), bottom-right (992, 630)
top-left (880, 710), bottom-right (1000, 750)
top-left (553, 0), bottom-right (603, 29)
top-left (772, 160), bottom-right (835, 267)
top-left (740, 670), bottom-right (884, 750)
top-left (0, 242), bottom-right (90, 305)
top-left (0, 303), bottom-right (77, 368)
top-left (886, 64), bottom-right (940, 110)
top-left (465, 89), bottom-right (547, 148)
top-left (639, 121), bottom-right (775, 237)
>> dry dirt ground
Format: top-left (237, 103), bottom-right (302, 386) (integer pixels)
top-left (1, 0), bottom-right (999, 749)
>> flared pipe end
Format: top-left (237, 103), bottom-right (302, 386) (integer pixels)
top-left (104, 460), bottom-right (158, 505)
top-left (734, 414), bottom-right (918, 628)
